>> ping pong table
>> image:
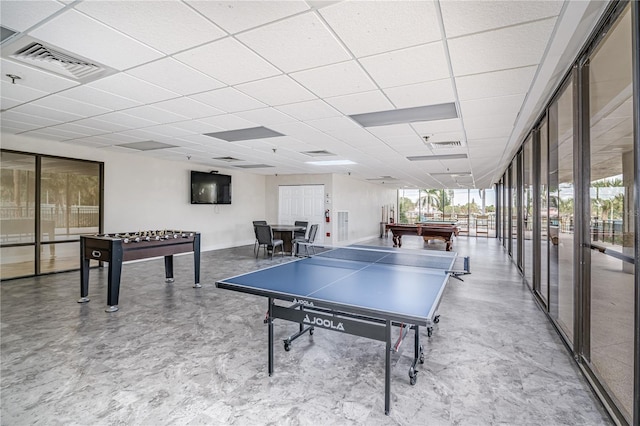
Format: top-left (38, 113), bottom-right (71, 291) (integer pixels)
top-left (215, 245), bottom-right (469, 414)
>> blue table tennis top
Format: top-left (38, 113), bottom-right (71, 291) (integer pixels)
top-left (216, 247), bottom-right (456, 325)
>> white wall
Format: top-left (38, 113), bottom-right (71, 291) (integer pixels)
top-left (265, 173), bottom-right (396, 245)
top-left (1, 134), bottom-right (266, 251)
top-left (332, 174), bottom-right (397, 243)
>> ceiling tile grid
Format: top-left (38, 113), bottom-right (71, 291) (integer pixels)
top-left (0, 1), bottom-right (592, 189)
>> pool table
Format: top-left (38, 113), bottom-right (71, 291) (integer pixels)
top-left (385, 223), bottom-right (458, 251)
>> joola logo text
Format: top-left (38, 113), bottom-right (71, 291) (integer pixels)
top-left (303, 314), bottom-right (345, 331)
top-left (293, 298), bottom-right (314, 307)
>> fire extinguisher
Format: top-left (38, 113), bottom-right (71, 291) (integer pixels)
top-left (325, 209), bottom-right (330, 223)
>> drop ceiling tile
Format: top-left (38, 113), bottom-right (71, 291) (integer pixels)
top-left (441, 1), bottom-right (563, 38)
top-left (1, 97), bottom-right (24, 110)
top-left (465, 127), bottom-right (513, 140)
top-left (24, 126), bottom-right (88, 140)
top-left (126, 58), bottom-right (225, 96)
top-left (367, 124), bottom-right (416, 139)
top-left (306, 116), bottom-right (363, 133)
top-left (237, 12), bottom-right (351, 73)
top-left (30, 94), bottom-right (111, 117)
top-left (464, 114), bottom-right (518, 132)
top-left (1, 0), bottom-right (64, 32)
top-left (175, 38), bottom-right (281, 86)
top-left (122, 105), bottom-right (187, 124)
top-left (21, 130), bottom-right (70, 141)
top-left (0, 80), bottom-right (48, 106)
top-left (152, 98), bottom-right (224, 120)
top-left (456, 66), bottom-right (537, 101)
top-left (29, 10), bottom-right (163, 70)
top-left (384, 79), bottom-right (455, 109)
top-left (291, 60), bottom-right (376, 98)
top-left (99, 112), bottom-right (157, 132)
top-left (411, 119), bottom-right (463, 135)
top-left (1, 58), bottom-right (79, 93)
top-left (235, 75), bottom-right (316, 106)
top-left (0, 118), bottom-right (40, 132)
top-left (1, 110), bottom-right (62, 128)
top-left (190, 87), bottom-right (265, 113)
top-left (11, 103), bottom-right (83, 123)
top-left (135, 124), bottom-right (196, 138)
top-left (235, 108), bottom-right (297, 126)
top-left (76, 1), bottom-right (225, 55)
top-left (72, 116), bottom-right (134, 133)
top-left (49, 122), bottom-right (108, 137)
top-left (87, 73), bottom-right (179, 104)
top-left (275, 99), bottom-right (341, 121)
top-left (448, 19), bottom-right (557, 76)
top-left (360, 43), bottom-right (450, 89)
top-left (187, 1), bottom-right (309, 34)
top-left (88, 132), bottom-right (146, 144)
top-left (168, 120), bottom-right (224, 136)
top-left (460, 94), bottom-right (526, 119)
top-left (57, 85), bottom-right (140, 110)
top-left (325, 90), bottom-right (393, 115)
top-left (319, 1), bottom-right (440, 57)
top-left (197, 114), bottom-right (257, 131)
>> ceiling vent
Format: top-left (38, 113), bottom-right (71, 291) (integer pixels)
top-left (2, 36), bottom-right (116, 83)
top-left (426, 140), bottom-right (464, 150)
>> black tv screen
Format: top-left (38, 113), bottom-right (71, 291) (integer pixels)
top-left (191, 171), bottom-right (232, 204)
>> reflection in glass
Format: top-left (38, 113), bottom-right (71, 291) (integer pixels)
top-left (588, 5), bottom-right (633, 421)
top-left (523, 137), bottom-right (534, 287)
top-left (0, 152), bottom-right (36, 279)
top-left (40, 158), bottom-right (100, 242)
top-left (539, 118), bottom-right (549, 304)
top-left (549, 79), bottom-right (575, 344)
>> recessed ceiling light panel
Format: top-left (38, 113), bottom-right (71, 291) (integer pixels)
top-left (117, 141), bottom-right (177, 151)
top-left (204, 126), bottom-right (284, 142)
top-left (407, 154), bottom-right (468, 161)
top-left (306, 160), bottom-right (356, 166)
top-left (350, 103), bottom-right (458, 127)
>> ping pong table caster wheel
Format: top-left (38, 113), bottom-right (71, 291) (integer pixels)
top-left (309, 327), bottom-right (314, 336)
top-left (284, 341), bottom-right (291, 352)
top-left (434, 315), bottom-right (440, 324)
top-left (409, 368), bottom-right (418, 385)
top-left (419, 347), bottom-right (425, 364)
top-left (427, 327), bottom-right (433, 337)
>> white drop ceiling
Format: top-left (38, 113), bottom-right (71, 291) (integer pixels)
top-left (0, 0), bottom-right (609, 189)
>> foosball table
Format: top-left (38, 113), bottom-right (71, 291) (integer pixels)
top-left (79, 230), bottom-right (201, 312)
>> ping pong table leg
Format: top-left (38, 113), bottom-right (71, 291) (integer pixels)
top-left (268, 298), bottom-right (274, 376)
top-left (385, 319), bottom-right (391, 415)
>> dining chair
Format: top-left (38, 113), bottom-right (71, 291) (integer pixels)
top-left (293, 221), bottom-right (308, 239)
top-left (252, 220), bottom-right (267, 254)
top-left (255, 224), bottom-right (284, 259)
top-left (293, 223), bottom-right (318, 257)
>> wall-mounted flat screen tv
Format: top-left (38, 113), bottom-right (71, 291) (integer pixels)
top-left (191, 171), bottom-right (232, 204)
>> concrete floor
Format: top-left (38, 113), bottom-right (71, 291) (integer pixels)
top-left (1, 236), bottom-right (613, 425)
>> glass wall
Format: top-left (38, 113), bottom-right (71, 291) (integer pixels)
top-left (523, 137), bottom-right (534, 286)
top-left (587, 4), bottom-right (634, 421)
top-left (549, 77), bottom-right (575, 344)
top-left (0, 151), bottom-right (102, 278)
top-left (510, 162), bottom-right (518, 260)
top-left (538, 117), bottom-right (549, 305)
top-left (0, 152), bottom-right (36, 279)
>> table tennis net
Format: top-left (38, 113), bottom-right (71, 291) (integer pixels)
top-left (314, 246), bottom-right (457, 271)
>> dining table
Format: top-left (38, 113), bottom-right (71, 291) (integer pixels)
top-left (270, 224), bottom-right (306, 254)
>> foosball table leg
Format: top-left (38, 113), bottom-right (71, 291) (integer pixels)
top-left (164, 255), bottom-right (175, 283)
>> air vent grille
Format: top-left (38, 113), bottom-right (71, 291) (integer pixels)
top-left (12, 42), bottom-right (103, 80)
top-left (428, 140), bottom-right (463, 149)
